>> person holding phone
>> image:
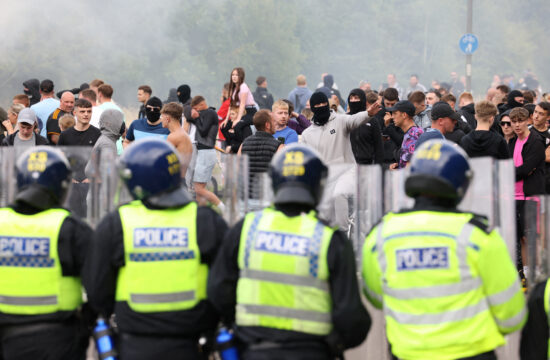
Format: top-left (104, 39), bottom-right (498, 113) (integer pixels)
top-left (272, 100), bottom-right (298, 145)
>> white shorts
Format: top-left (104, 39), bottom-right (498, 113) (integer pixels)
top-left (193, 149), bottom-right (216, 183)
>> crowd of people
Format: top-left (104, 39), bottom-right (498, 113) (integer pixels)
top-left (3, 70), bottom-right (550, 268)
top-left (1, 68), bottom-right (550, 359)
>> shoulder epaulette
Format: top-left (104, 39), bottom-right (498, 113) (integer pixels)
top-left (468, 213), bottom-right (492, 234)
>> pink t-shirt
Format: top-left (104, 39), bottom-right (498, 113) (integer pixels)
top-left (232, 83), bottom-right (255, 107)
top-left (513, 135), bottom-right (528, 199)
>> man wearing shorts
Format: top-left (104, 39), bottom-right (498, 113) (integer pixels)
top-left (187, 96), bottom-right (225, 210)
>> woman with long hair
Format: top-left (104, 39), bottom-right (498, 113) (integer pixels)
top-left (225, 67), bottom-right (257, 130)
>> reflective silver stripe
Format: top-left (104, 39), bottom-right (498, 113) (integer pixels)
top-left (456, 223), bottom-right (474, 281)
top-left (383, 277), bottom-right (482, 299)
top-left (384, 299), bottom-right (488, 325)
top-left (363, 283), bottom-right (383, 304)
top-left (376, 224), bottom-right (386, 273)
top-left (495, 306), bottom-right (527, 329)
top-left (487, 281), bottom-right (522, 306)
top-left (240, 304), bottom-right (331, 323)
top-left (130, 291), bottom-right (195, 304)
top-left (0, 295), bottom-right (57, 306)
top-left (240, 268), bottom-right (329, 292)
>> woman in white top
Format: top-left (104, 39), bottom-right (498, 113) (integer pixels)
top-left (225, 67), bottom-right (257, 129)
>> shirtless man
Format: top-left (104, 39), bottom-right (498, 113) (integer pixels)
top-left (160, 102), bottom-right (193, 181)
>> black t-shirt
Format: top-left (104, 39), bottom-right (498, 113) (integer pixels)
top-left (46, 108), bottom-right (69, 143)
top-left (530, 127), bottom-right (550, 191)
top-left (530, 126), bottom-right (550, 148)
top-left (57, 126), bottom-right (101, 146)
top-left (58, 126), bottom-right (101, 181)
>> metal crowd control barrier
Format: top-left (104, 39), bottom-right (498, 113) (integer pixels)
top-left (525, 196), bottom-right (550, 286)
top-left (0, 148), bottom-right (16, 207)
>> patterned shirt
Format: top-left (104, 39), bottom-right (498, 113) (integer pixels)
top-left (398, 126), bottom-right (424, 168)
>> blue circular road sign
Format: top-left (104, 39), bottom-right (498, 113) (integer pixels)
top-left (459, 33), bottom-right (479, 55)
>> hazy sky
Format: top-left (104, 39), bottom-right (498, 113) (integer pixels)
top-left (1, 0), bottom-right (548, 109)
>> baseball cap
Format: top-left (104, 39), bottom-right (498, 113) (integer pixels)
top-left (386, 100), bottom-right (416, 117)
top-left (40, 79), bottom-right (54, 93)
top-left (431, 101), bottom-right (461, 121)
top-left (415, 128), bottom-right (445, 150)
top-left (17, 108), bottom-right (37, 125)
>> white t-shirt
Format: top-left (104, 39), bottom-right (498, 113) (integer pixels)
top-left (90, 106), bottom-right (104, 129)
top-left (182, 114), bottom-right (197, 144)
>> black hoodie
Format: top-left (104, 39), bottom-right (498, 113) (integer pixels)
top-left (498, 90), bottom-right (524, 114)
top-left (458, 103), bottom-right (477, 129)
top-left (348, 89), bottom-right (384, 164)
top-left (459, 130), bottom-right (510, 159)
top-left (23, 78), bottom-right (40, 106)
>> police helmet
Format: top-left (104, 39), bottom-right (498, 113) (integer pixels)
top-left (119, 138), bottom-right (182, 201)
top-left (405, 139), bottom-right (472, 203)
top-left (15, 146), bottom-right (72, 207)
top-left (269, 144), bottom-right (328, 207)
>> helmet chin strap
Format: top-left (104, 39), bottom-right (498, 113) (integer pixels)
top-left (143, 186), bottom-right (192, 209)
top-left (413, 195), bottom-right (458, 209)
top-left (15, 185), bottom-right (60, 210)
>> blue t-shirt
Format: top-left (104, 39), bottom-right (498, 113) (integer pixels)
top-left (126, 118), bottom-right (170, 141)
top-left (31, 98), bottom-right (60, 137)
top-left (273, 127), bottom-right (298, 145)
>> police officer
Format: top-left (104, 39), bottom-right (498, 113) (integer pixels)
top-left (209, 143), bottom-right (371, 359)
top-left (362, 139), bottom-right (526, 360)
top-left (84, 138), bottom-right (228, 359)
top-left (0, 147), bottom-right (92, 359)
top-left (520, 278), bottom-right (550, 359)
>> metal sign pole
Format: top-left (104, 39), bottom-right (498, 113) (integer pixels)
top-left (466, 0), bottom-right (473, 92)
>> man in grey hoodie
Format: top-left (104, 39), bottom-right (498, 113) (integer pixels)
top-left (85, 109), bottom-right (125, 180)
top-left (287, 74), bottom-right (313, 114)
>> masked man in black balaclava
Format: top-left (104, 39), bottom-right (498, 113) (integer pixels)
top-left (348, 89), bottom-right (384, 165)
top-left (301, 91), bottom-right (380, 230)
top-left (23, 79), bottom-right (40, 106)
top-left (145, 96), bottom-right (163, 124)
top-left (177, 85), bottom-right (191, 106)
top-left (506, 90), bottom-right (525, 110)
top-left (301, 91), bottom-right (379, 165)
top-left (492, 90), bottom-right (525, 136)
top-left (177, 84), bottom-right (193, 125)
top-left (347, 88), bottom-right (367, 115)
top-left (309, 92), bottom-right (331, 126)
top-left (123, 96), bottom-right (170, 148)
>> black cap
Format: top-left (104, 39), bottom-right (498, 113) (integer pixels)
top-left (431, 101), bottom-right (461, 121)
top-left (386, 100), bottom-right (416, 117)
top-left (40, 79), bottom-right (54, 93)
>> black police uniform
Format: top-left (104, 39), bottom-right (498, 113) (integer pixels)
top-left (208, 202), bottom-right (371, 360)
top-left (520, 281), bottom-right (548, 359)
top-left (84, 195), bottom-right (227, 360)
top-left (0, 200), bottom-right (93, 360)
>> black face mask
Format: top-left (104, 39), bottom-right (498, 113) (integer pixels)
top-left (23, 89), bottom-right (32, 96)
top-left (146, 108), bottom-right (161, 123)
top-left (312, 105), bottom-right (331, 126)
top-left (507, 90), bottom-right (524, 109)
top-left (348, 101), bottom-right (366, 115)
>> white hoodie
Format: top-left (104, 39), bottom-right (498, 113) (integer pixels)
top-left (300, 110), bottom-right (371, 165)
